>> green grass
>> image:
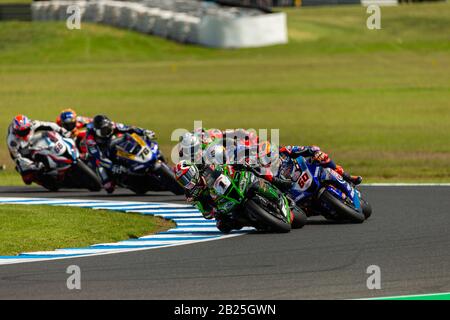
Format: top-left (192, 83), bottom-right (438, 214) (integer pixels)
top-left (0, 3), bottom-right (449, 183)
top-left (0, 204), bottom-right (174, 256)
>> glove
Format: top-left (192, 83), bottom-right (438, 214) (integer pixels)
top-left (272, 177), bottom-right (293, 191)
top-left (247, 165), bottom-right (263, 177)
top-left (103, 181), bottom-right (116, 194)
top-left (111, 165), bottom-right (127, 175)
top-left (186, 196), bottom-right (195, 204)
top-left (32, 162), bottom-right (46, 172)
top-left (313, 151), bottom-right (329, 163)
top-left (202, 210), bottom-right (215, 220)
top-left (144, 130), bottom-right (156, 140)
top-left (60, 128), bottom-right (71, 139)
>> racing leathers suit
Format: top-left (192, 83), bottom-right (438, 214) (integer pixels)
top-left (6, 121), bottom-right (68, 184)
top-left (278, 146), bottom-right (361, 184)
top-left (85, 122), bottom-right (155, 190)
top-left (56, 115), bottom-right (92, 159)
top-left (185, 164), bottom-right (246, 233)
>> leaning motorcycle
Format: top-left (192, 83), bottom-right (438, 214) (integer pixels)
top-left (28, 131), bottom-right (102, 191)
top-left (202, 165), bottom-right (307, 233)
top-left (282, 156), bottom-right (372, 223)
top-left (108, 133), bottom-right (184, 195)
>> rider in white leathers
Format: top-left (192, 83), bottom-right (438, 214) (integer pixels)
top-left (7, 115), bottom-right (68, 184)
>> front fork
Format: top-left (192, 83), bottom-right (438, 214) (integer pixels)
top-left (248, 174), bottom-right (292, 223)
top-left (321, 168), bottom-right (354, 198)
top-left (320, 168), bottom-right (361, 210)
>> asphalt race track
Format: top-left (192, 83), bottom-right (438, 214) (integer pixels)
top-left (0, 185), bottom-right (449, 299)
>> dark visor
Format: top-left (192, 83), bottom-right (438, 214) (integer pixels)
top-left (15, 127), bottom-right (31, 137)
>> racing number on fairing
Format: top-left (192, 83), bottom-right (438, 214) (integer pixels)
top-left (140, 147), bottom-right (151, 160)
top-left (298, 171), bottom-right (312, 190)
top-left (54, 142), bottom-right (65, 154)
top-left (213, 175), bottom-right (232, 195)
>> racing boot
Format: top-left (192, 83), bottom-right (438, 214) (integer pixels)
top-left (216, 215), bottom-right (243, 234)
top-left (21, 173), bottom-right (34, 185)
top-left (103, 181), bottom-right (116, 194)
top-left (344, 174), bottom-right (363, 186)
top-left (335, 165), bottom-right (362, 185)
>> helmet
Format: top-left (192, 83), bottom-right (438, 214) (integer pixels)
top-left (204, 144), bottom-right (226, 165)
top-left (258, 141), bottom-right (278, 167)
top-left (178, 132), bottom-right (202, 163)
top-left (193, 127), bottom-right (213, 147)
top-left (59, 108), bottom-right (77, 132)
top-left (93, 115), bottom-right (114, 138)
top-left (175, 161), bottom-right (204, 197)
top-left (278, 157), bottom-right (294, 180)
top-left (12, 115), bottom-right (32, 140)
top-left (208, 129), bottom-right (223, 141)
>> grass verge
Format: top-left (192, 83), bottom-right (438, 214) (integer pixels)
top-left (0, 204), bottom-right (174, 256)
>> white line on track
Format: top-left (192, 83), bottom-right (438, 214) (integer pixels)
top-left (0, 197), bottom-right (251, 265)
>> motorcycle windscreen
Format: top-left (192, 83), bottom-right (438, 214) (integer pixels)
top-left (115, 135), bottom-right (143, 160)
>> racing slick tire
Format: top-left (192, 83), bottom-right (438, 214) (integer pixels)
top-left (246, 199), bottom-right (291, 233)
top-left (291, 207), bottom-right (308, 229)
top-left (319, 190), bottom-right (365, 224)
top-left (155, 162), bottom-right (185, 195)
top-left (361, 198), bottom-right (372, 220)
top-left (75, 161), bottom-right (102, 192)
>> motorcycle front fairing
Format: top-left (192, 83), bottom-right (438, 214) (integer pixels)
top-left (320, 168), bottom-right (362, 211)
top-left (61, 137), bottom-right (80, 162)
top-left (30, 132), bottom-right (79, 173)
top-left (287, 156), bottom-right (321, 205)
top-left (286, 156), bottom-right (361, 212)
top-left (113, 134), bottom-right (160, 172)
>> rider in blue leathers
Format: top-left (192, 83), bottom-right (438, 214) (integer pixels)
top-left (85, 115), bottom-right (155, 193)
top-left (277, 145), bottom-right (362, 185)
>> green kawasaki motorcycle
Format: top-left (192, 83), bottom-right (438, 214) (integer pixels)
top-left (204, 165), bottom-right (307, 233)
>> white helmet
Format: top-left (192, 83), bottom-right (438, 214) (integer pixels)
top-left (178, 132), bottom-right (202, 163)
top-left (204, 144), bottom-right (227, 165)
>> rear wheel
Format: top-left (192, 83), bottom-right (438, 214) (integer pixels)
top-left (75, 161), bottom-right (102, 192)
top-left (319, 190), bottom-right (365, 223)
top-left (246, 198), bottom-right (291, 233)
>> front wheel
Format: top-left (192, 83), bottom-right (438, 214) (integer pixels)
top-left (361, 198), bottom-right (372, 220)
top-left (319, 190), bottom-right (365, 223)
top-left (245, 199), bottom-right (291, 233)
top-left (74, 161), bottom-right (102, 192)
top-left (155, 162), bottom-right (185, 195)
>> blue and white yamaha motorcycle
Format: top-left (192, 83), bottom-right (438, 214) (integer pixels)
top-left (279, 156), bottom-right (372, 223)
top-left (107, 133), bottom-right (184, 195)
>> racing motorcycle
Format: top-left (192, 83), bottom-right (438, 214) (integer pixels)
top-left (108, 133), bottom-right (184, 195)
top-left (280, 156), bottom-right (372, 223)
top-left (203, 165), bottom-right (307, 233)
top-left (28, 131), bottom-right (102, 191)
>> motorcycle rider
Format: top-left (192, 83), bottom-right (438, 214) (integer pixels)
top-left (56, 108), bottom-right (92, 134)
top-left (175, 150), bottom-right (294, 233)
top-left (178, 128), bottom-right (361, 185)
top-left (56, 108), bottom-right (92, 159)
top-left (6, 114), bottom-right (69, 185)
top-left (277, 145), bottom-right (362, 185)
top-left (175, 160), bottom-right (244, 233)
top-left (85, 115), bottom-right (156, 193)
